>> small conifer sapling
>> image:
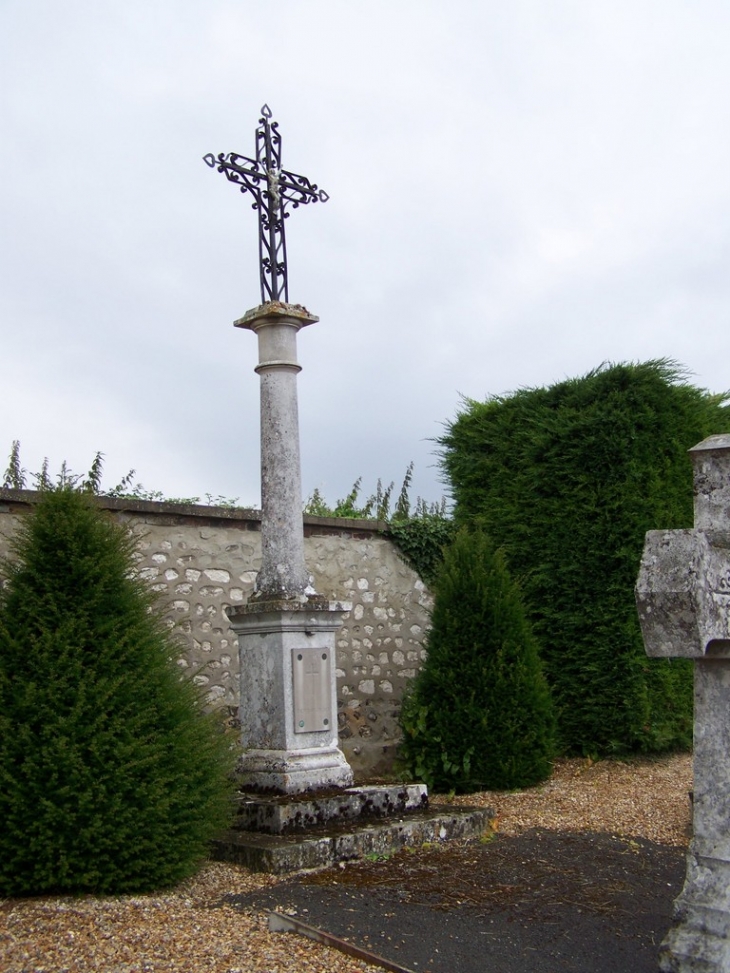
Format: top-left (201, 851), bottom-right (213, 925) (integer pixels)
top-left (400, 527), bottom-right (555, 793)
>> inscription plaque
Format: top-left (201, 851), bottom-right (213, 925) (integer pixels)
top-left (292, 647), bottom-right (332, 733)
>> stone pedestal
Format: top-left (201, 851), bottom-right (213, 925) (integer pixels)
top-left (230, 302), bottom-right (353, 794)
top-left (227, 599), bottom-right (353, 793)
top-left (636, 434), bottom-right (730, 973)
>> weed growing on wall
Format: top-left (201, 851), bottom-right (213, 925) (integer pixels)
top-left (304, 463), bottom-right (426, 521)
top-left (399, 527), bottom-right (555, 792)
top-left (0, 488), bottom-right (236, 896)
top-left (440, 360), bottom-right (729, 755)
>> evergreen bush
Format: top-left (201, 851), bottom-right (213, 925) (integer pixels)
top-left (0, 488), bottom-right (235, 897)
top-left (399, 526), bottom-right (555, 792)
top-left (440, 360), bottom-right (730, 755)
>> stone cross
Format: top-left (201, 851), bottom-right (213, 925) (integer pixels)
top-left (207, 107), bottom-right (353, 794)
top-left (636, 433), bottom-right (730, 973)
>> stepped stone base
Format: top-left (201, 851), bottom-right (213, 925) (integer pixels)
top-left (212, 805), bottom-right (492, 874)
top-left (211, 783), bottom-right (492, 874)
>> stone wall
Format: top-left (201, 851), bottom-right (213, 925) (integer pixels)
top-left (0, 491), bottom-right (431, 777)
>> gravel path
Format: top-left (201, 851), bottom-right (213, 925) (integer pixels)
top-left (0, 754), bottom-right (692, 973)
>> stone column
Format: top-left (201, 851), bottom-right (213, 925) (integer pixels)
top-left (235, 302), bottom-right (314, 601)
top-left (636, 434), bottom-right (730, 973)
top-left (228, 301), bottom-right (353, 794)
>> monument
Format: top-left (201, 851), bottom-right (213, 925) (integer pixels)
top-left (205, 107), bottom-right (491, 873)
top-left (636, 434), bottom-right (730, 973)
top-left (205, 106), bottom-right (353, 793)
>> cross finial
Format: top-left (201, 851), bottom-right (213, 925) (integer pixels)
top-left (204, 105), bottom-right (328, 304)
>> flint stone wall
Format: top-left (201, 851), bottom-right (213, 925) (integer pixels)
top-left (0, 491), bottom-right (431, 777)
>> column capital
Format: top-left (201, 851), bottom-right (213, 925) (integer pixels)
top-left (234, 301), bottom-right (319, 332)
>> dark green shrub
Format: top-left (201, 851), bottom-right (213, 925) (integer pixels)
top-left (440, 360), bottom-right (729, 755)
top-left (0, 488), bottom-right (235, 897)
top-left (399, 527), bottom-right (555, 792)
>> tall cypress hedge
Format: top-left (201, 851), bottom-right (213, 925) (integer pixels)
top-left (0, 488), bottom-right (235, 896)
top-left (440, 360), bottom-right (729, 755)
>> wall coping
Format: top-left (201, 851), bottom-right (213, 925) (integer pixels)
top-left (0, 489), bottom-right (389, 537)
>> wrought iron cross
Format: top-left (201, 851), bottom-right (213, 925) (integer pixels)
top-left (204, 104), bottom-right (328, 304)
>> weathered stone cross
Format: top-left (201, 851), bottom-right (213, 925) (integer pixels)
top-left (636, 433), bottom-right (730, 972)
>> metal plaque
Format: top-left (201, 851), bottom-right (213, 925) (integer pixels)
top-left (292, 647), bottom-right (332, 733)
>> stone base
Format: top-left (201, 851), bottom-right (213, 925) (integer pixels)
top-left (212, 781), bottom-right (492, 874)
top-left (235, 783), bottom-right (428, 833)
top-left (212, 806), bottom-right (492, 874)
top-left (227, 599), bottom-right (354, 795)
top-left (660, 850), bottom-right (730, 973)
top-left (237, 746), bottom-right (354, 794)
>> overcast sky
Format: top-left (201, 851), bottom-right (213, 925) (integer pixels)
top-left (2, 1), bottom-right (730, 510)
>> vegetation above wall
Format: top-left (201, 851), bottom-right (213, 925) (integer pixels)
top-left (2, 444), bottom-right (455, 587)
top-left (304, 463), bottom-right (455, 586)
top-left (1, 442), bottom-right (240, 508)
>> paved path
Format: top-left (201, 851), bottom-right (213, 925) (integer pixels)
top-left (228, 829), bottom-right (685, 973)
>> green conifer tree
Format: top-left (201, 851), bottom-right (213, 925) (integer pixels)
top-left (400, 527), bottom-right (555, 792)
top-left (0, 488), bottom-right (235, 896)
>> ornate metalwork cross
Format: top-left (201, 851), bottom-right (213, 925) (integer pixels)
top-left (204, 105), bottom-right (328, 304)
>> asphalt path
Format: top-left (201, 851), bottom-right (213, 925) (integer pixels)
top-left (227, 829), bottom-right (686, 973)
